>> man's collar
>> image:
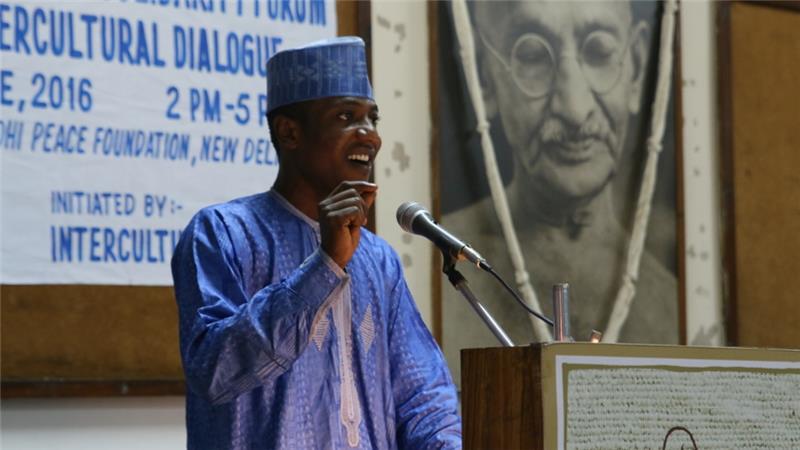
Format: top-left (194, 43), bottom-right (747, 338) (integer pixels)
top-left (268, 189), bottom-right (320, 232)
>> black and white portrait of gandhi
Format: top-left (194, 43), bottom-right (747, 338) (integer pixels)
top-left (437, 0), bottom-right (679, 382)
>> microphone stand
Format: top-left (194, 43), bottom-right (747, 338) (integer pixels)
top-left (442, 253), bottom-right (514, 347)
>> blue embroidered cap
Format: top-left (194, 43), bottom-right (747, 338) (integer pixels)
top-left (267, 36), bottom-right (373, 113)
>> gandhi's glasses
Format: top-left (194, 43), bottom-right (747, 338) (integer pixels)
top-left (479, 30), bottom-right (630, 98)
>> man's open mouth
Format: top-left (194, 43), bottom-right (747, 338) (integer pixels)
top-left (348, 154), bottom-right (371, 166)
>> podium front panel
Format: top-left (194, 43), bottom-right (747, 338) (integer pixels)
top-left (463, 343), bottom-right (800, 449)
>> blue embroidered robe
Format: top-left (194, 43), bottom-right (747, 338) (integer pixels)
top-left (172, 191), bottom-right (461, 449)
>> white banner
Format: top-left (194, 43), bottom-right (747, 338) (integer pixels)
top-left (0, 0), bottom-right (337, 285)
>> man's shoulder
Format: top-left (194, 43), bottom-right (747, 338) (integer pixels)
top-left (441, 196), bottom-right (500, 239)
top-left (187, 191), bottom-right (275, 229)
top-left (623, 250), bottom-right (679, 343)
top-left (177, 192), bottom-right (275, 251)
top-left (638, 251), bottom-right (678, 296)
top-left (198, 191), bottom-right (268, 218)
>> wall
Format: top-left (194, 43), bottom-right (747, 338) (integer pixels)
top-left (1, 397), bottom-right (186, 449)
top-left (679, 0), bottom-right (725, 346)
top-left (371, 0), bottom-right (434, 326)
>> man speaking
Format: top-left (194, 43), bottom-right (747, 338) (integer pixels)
top-left (172, 37), bottom-right (461, 449)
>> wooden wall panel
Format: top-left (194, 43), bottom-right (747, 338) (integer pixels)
top-left (719, 2), bottom-right (800, 348)
top-left (1, 286), bottom-right (182, 379)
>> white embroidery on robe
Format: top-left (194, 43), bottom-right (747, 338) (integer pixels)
top-left (359, 304), bottom-right (375, 352)
top-left (333, 281), bottom-right (361, 447)
top-left (310, 308), bottom-right (331, 351)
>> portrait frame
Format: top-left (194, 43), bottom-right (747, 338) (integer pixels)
top-left (428, 0), bottom-right (686, 354)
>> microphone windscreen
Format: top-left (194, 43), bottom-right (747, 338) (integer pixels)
top-left (396, 201), bottom-right (424, 233)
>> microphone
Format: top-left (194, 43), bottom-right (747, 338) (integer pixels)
top-left (398, 201), bottom-right (554, 328)
top-left (396, 201), bottom-right (487, 267)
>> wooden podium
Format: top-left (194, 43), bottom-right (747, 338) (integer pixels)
top-left (461, 343), bottom-right (800, 449)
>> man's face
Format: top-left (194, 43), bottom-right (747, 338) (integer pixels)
top-left (294, 96), bottom-right (382, 198)
top-left (476, 1), bottom-right (647, 204)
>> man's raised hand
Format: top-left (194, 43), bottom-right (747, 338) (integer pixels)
top-left (318, 181), bottom-right (378, 268)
